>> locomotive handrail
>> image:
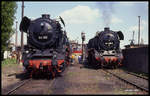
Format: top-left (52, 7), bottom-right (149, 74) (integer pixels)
top-left (59, 16), bottom-right (65, 27)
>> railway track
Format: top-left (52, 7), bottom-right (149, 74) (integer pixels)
top-left (123, 70), bottom-right (148, 80)
top-left (3, 65), bottom-right (70, 95)
top-left (102, 69), bottom-right (149, 93)
top-left (4, 78), bottom-right (57, 95)
top-left (4, 78), bottom-right (32, 95)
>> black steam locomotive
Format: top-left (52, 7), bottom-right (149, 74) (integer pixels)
top-left (20, 14), bottom-right (71, 78)
top-left (87, 27), bottom-right (124, 69)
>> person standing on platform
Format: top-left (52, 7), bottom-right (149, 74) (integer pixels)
top-left (71, 54), bottom-right (75, 65)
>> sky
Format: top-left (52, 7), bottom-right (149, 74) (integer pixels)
top-left (11, 1), bottom-right (149, 49)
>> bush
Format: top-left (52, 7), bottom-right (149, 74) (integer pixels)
top-left (2, 58), bottom-right (17, 67)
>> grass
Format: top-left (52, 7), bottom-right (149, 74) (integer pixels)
top-left (2, 58), bottom-right (18, 67)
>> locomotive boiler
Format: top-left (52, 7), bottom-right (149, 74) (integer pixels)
top-left (20, 14), bottom-right (71, 78)
top-left (87, 27), bottom-right (124, 69)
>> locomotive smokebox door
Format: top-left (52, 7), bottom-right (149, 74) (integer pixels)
top-left (19, 16), bottom-right (31, 33)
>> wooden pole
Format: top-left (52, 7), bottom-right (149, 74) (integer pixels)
top-left (21, 1), bottom-right (24, 52)
top-left (15, 21), bottom-right (18, 51)
top-left (15, 21), bottom-right (18, 63)
top-left (19, 1), bottom-right (24, 64)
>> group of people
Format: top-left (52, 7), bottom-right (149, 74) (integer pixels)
top-left (70, 54), bottom-right (82, 65)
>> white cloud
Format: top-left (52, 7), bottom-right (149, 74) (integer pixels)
top-left (111, 16), bottom-right (123, 24)
top-left (59, 5), bottom-right (101, 24)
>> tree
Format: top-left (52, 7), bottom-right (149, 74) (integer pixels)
top-left (1, 1), bottom-right (17, 60)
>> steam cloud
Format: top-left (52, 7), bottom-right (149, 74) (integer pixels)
top-left (97, 2), bottom-right (115, 27)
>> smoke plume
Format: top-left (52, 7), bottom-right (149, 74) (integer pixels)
top-left (96, 2), bottom-right (115, 27)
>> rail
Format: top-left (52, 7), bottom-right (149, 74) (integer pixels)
top-left (102, 69), bottom-right (149, 92)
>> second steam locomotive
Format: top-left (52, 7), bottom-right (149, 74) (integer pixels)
top-left (87, 27), bottom-right (124, 69)
top-left (20, 14), bottom-right (71, 78)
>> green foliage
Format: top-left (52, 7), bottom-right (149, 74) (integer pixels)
top-left (1, 1), bottom-right (17, 59)
top-left (2, 58), bottom-right (17, 67)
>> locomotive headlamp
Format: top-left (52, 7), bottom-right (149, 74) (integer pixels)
top-left (53, 54), bottom-right (57, 59)
top-left (40, 23), bottom-right (44, 27)
top-left (26, 50), bottom-right (29, 53)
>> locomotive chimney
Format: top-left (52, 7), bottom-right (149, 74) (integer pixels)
top-left (104, 27), bottom-right (109, 31)
top-left (42, 14), bottom-right (50, 19)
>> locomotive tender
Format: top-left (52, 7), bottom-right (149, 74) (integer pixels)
top-left (87, 27), bottom-right (124, 68)
top-left (20, 14), bottom-right (71, 78)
